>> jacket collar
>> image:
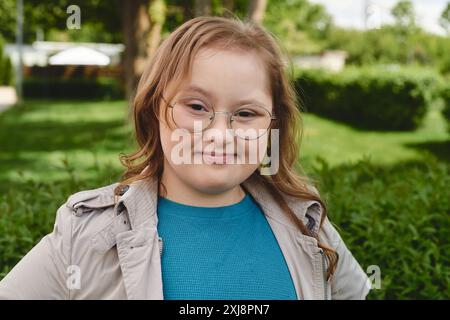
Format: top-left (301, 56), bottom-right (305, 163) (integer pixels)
top-left (113, 165), bottom-right (324, 235)
top-left (114, 172), bottom-right (158, 229)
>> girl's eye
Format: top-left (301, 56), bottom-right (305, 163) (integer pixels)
top-left (188, 103), bottom-right (208, 112)
top-left (235, 109), bottom-right (257, 118)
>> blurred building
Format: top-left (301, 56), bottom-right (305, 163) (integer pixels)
top-left (4, 41), bottom-right (124, 67)
top-left (3, 41), bottom-right (126, 100)
top-left (293, 50), bottom-right (348, 72)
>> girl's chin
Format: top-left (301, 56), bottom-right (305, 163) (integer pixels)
top-left (190, 171), bottom-right (237, 189)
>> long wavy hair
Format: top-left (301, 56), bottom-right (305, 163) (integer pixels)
top-left (114, 16), bottom-right (338, 280)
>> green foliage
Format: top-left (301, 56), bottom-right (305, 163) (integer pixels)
top-left (0, 160), bottom-right (121, 277)
top-left (327, 26), bottom-right (450, 69)
top-left (391, 0), bottom-right (416, 29)
top-left (312, 156), bottom-right (450, 299)
top-left (264, 0), bottom-right (332, 55)
top-left (295, 66), bottom-right (442, 130)
top-left (439, 2), bottom-right (450, 34)
top-left (149, 0), bottom-right (167, 25)
top-left (0, 0), bottom-right (122, 44)
top-left (0, 0), bottom-right (16, 43)
top-left (0, 37), bottom-right (13, 86)
top-left (441, 80), bottom-right (450, 132)
top-left (23, 77), bottom-right (124, 99)
top-left (325, 0), bottom-right (446, 70)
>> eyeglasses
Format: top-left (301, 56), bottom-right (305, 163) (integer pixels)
top-left (161, 95), bottom-right (277, 140)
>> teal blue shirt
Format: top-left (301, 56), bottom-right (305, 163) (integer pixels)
top-left (156, 192), bottom-right (298, 300)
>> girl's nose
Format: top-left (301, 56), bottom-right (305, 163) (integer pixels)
top-left (203, 112), bottom-right (234, 145)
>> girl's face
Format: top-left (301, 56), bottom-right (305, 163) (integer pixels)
top-left (159, 47), bottom-right (273, 195)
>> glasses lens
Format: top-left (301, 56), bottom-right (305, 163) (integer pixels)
top-left (231, 105), bottom-right (272, 139)
top-left (172, 97), bottom-right (213, 132)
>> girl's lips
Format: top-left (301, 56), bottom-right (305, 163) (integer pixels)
top-left (194, 151), bottom-right (237, 164)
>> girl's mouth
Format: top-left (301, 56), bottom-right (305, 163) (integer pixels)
top-left (194, 151), bottom-right (237, 164)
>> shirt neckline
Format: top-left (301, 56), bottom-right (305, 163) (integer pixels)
top-left (157, 192), bottom-right (256, 219)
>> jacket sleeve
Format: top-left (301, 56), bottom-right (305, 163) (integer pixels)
top-left (319, 216), bottom-right (372, 300)
top-left (0, 203), bottom-right (72, 300)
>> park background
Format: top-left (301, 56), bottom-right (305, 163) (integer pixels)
top-left (0, 0), bottom-right (449, 299)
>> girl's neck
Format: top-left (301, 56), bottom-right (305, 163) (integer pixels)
top-left (159, 169), bottom-right (246, 207)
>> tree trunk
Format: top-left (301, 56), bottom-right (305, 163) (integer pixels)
top-left (247, 0), bottom-right (267, 24)
top-left (194, 0), bottom-right (211, 17)
top-left (120, 0), bottom-right (152, 101)
top-left (222, 0), bottom-right (234, 13)
top-left (147, 0), bottom-right (166, 56)
top-left (147, 23), bottom-right (163, 57)
top-left (182, 0), bottom-right (194, 20)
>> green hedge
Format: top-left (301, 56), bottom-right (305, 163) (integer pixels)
top-left (311, 156), bottom-right (450, 299)
top-left (441, 81), bottom-right (450, 133)
top-left (23, 77), bottom-right (124, 100)
top-left (295, 67), bottom-right (442, 131)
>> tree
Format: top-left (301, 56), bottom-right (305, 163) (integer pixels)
top-left (120, 0), bottom-right (169, 100)
top-left (390, 0), bottom-right (419, 63)
top-left (222, 0), bottom-right (234, 13)
top-left (264, 0), bottom-right (332, 55)
top-left (440, 2), bottom-right (450, 35)
top-left (0, 0), bottom-right (122, 44)
top-left (248, 0), bottom-right (267, 24)
top-left (195, 0), bottom-right (211, 16)
top-left (148, 0), bottom-right (167, 56)
top-left (391, 0), bottom-right (416, 29)
top-left (0, 37), bottom-right (13, 86)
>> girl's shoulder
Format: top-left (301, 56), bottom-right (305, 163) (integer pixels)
top-left (65, 182), bottom-right (120, 216)
top-left (53, 182), bottom-right (123, 252)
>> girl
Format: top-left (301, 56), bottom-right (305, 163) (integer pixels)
top-left (0, 16), bottom-right (370, 300)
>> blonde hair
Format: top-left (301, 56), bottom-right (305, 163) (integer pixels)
top-left (115, 16), bottom-right (338, 279)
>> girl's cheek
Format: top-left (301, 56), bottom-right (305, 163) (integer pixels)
top-left (159, 124), bottom-right (180, 163)
top-left (235, 138), bottom-right (267, 166)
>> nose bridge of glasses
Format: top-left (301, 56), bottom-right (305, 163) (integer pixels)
top-left (203, 112), bottom-right (235, 144)
top-left (213, 110), bottom-right (234, 118)
top-left (208, 110), bottom-right (234, 126)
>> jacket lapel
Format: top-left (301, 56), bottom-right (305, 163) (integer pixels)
top-left (242, 175), bottom-right (326, 299)
top-left (116, 218), bottom-right (163, 299)
top-left (114, 173), bottom-right (164, 300)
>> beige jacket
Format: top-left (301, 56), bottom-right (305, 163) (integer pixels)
top-left (0, 168), bottom-right (371, 300)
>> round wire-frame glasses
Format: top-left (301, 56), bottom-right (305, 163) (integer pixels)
top-left (161, 95), bottom-right (277, 140)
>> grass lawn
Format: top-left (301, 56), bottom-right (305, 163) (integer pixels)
top-left (0, 99), bottom-right (449, 299)
top-left (0, 100), bottom-right (134, 188)
top-left (300, 103), bottom-right (449, 168)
